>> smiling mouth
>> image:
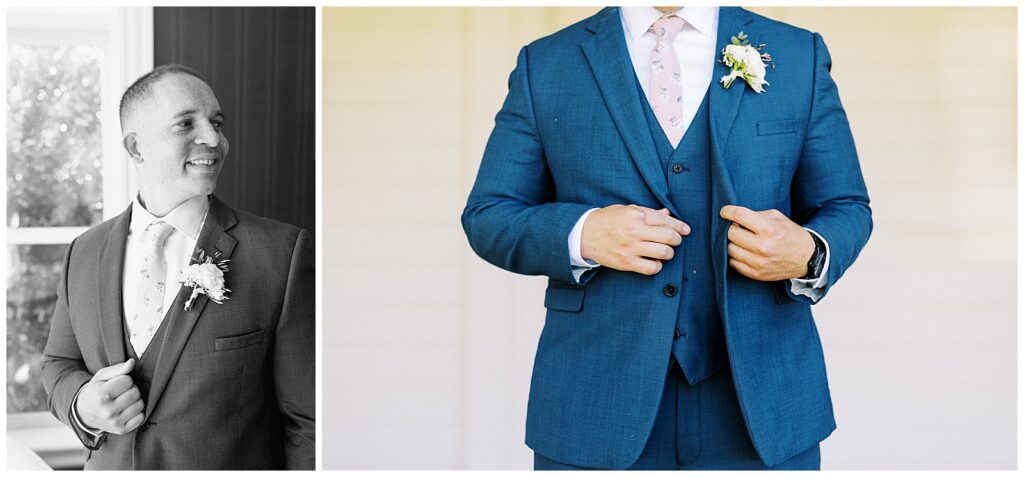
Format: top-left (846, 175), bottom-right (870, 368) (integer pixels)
top-left (187, 157), bottom-right (218, 166)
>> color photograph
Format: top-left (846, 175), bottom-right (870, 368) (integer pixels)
top-left (322, 6), bottom-right (1016, 470)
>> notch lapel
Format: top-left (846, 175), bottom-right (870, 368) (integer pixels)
top-left (580, 7), bottom-right (678, 216)
top-left (709, 7), bottom-right (755, 315)
top-left (98, 206), bottom-right (132, 366)
top-left (709, 7), bottom-right (756, 156)
top-left (144, 195), bottom-right (238, 419)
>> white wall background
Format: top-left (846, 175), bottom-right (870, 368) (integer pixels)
top-left (322, 7), bottom-right (1017, 470)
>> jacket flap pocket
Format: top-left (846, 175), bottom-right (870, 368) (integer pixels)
top-left (544, 284), bottom-right (585, 312)
top-left (757, 119), bottom-right (798, 136)
top-left (215, 329), bottom-right (264, 351)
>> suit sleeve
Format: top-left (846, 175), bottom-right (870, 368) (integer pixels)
top-left (786, 32), bottom-right (873, 304)
top-left (461, 46), bottom-right (596, 285)
top-left (41, 238), bottom-right (105, 450)
top-left (274, 228), bottom-right (315, 469)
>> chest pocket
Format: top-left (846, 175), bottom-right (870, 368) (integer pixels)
top-left (214, 329), bottom-right (264, 351)
top-left (756, 119), bottom-right (799, 136)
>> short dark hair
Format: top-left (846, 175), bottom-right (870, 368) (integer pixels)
top-left (118, 64), bottom-right (208, 129)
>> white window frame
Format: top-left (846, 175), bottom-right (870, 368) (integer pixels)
top-left (6, 6), bottom-right (153, 469)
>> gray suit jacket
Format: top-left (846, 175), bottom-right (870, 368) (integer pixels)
top-left (41, 195), bottom-right (315, 470)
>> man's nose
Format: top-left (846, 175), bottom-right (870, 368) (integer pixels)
top-left (194, 121), bottom-right (220, 147)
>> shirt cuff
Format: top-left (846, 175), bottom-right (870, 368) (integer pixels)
top-left (71, 386), bottom-right (104, 438)
top-left (568, 208), bottom-right (601, 283)
top-left (788, 228), bottom-right (831, 302)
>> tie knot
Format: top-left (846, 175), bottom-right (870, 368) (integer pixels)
top-left (650, 15), bottom-right (685, 42)
top-left (145, 221), bottom-right (175, 246)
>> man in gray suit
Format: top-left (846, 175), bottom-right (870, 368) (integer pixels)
top-left (41, 65), bottom-right (315, 470)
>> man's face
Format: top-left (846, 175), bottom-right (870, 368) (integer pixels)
top-left (130, 73), bottom-right (229, 209)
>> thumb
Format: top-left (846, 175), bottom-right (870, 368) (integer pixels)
top-left (92, 358), bottom-right (136, 382)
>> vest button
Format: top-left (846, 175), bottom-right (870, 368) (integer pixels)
top-left (662, 284), bottom-right (678, 297)
top-left (140, 422), bottom-right (151, 432)
top-left (672, 163), bottom-right (684, 174)
top-left (674, 329), bottom-right (681, 339)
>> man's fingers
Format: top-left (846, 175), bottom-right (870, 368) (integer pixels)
top-left (635, 241), bottom-right (675, 261)
top-left (118, 397), bottom-right (145, 420)
top-left (91, 359), bottom-right (136, 382)
top-left (631, 206), bottom-right (687, 234)
top-left (627, 257), bottom-right (663, 276)
top-left (727, 243), bottom-right (763, 270)
top-left (639, 207), bottom-right (668, 226)
top-left (110, 385), bottom-right (143, 411)
top-left (666, 216), bottom-right (690, 236)
top-left (726, 223), bottom-right (761, 252)
top-left (720, 205), bottom-right (770, 234)
top-left (634, 224), bottom-right (682, 246)
top-left (728, 258), bottom-right (761, 280)
top-left (119, 412), bottom-right (147, 435)
top-left (99, 374), bottom-right (134, 400)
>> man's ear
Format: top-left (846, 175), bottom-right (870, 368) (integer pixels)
top-left (123, 133), bottom-right (142, 164)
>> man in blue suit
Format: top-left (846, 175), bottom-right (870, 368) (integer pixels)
top-left (462, 6), bottom-right (871, 471)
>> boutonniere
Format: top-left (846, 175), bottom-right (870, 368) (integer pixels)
top-left (719, 31), bottom-right (774, 93)
top-left (179, 249), bottom-right (231, 311)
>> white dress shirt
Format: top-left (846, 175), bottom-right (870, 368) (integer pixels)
top-left (567, 6), bottom-right (830, 301)
top-left (71, 194), bottom-right (210, 437)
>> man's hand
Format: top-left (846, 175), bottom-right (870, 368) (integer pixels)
top-left (720, 205), bottom-right (815, 281)
top-left (581, 204), bottom-right (690, 276)
top-left (76, 359), bottom-right (145, 435)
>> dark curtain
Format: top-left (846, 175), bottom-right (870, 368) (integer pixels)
top-left (154, 7), bottom-right (315, 233)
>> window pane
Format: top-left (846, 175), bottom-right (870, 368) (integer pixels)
top-left (7, 44), bottom-right (104, 228)
top-left (7, 244), bottom-right (68, 413)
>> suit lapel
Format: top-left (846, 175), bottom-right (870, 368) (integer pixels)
top-left (145, 195), bottom-right (238, 419)
top-left (709, 7), bottom-right (755, 156)
top-left (98, 206), bottom-right (132, 366)
top-left (580, 7), bottom-right (677, 216)
top-left (709, 7), bottom-right (755, 317)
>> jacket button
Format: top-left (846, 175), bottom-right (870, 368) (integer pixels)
top-left (674, 329), bottom-right (681, 339)
top-left (672, 163), bottom-right (684, 173)
top-left (663, 284), bottom-right (677, 297)
top-left (140, 422), bottom-right (151, 432)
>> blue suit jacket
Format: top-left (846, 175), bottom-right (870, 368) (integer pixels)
top-left (462, 7), bottom-right (871, 469)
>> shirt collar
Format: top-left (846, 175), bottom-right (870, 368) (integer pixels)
top-left (620, 6), bottom-right (718, 42)
top-left (130, 194), bottom-right (210, 241)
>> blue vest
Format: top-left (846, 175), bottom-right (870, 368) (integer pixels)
top-left (636, 79), bottom-right (727, 384)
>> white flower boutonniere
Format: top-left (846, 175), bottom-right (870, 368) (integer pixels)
top-left (179, 249), bottom-right (231, 311)
top-left (720, 31), bottom-right (774, 93)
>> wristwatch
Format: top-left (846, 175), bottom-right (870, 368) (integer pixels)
top-left (803, 232), bottom-right (826, 280)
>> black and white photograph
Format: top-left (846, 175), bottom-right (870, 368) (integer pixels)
top-left (6, 6), bottom-right (315, 470)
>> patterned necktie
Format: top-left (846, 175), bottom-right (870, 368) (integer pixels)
top-left (648, 14), bottom-right (686, 147)
top-left (130, 220), bottom-right (175, 356)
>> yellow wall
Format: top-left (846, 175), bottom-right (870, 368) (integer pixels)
top-left (323, 7), bottom-right (1016, 470)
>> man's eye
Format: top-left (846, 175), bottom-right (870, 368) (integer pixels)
top-left (212, 120), bottom-right (224, 129)
top-left (177, 120), bottom-right (193, 128)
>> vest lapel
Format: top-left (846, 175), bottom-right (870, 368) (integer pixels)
top-left (580, 7), bottom-right (677, 217)
top-left (98, 205), bottom-right (132, 366)
top-left (144, 195), bottom-right (238, 419)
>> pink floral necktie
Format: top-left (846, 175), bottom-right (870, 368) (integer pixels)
top-left (130, 220), bottom-right (175, 355)
top-left (648, 15), bottom-right (686, 147)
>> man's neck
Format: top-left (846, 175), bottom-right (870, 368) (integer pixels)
top-left (655, 6), bottom-right (683, 14)
top-left (137, 193), bottom-right (199, 218)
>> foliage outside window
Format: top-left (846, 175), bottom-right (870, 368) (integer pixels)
top-left (7, 44), bottom-right (104, 412)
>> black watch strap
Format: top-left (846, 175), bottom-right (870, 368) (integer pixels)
top-left (803, 232), bottom-right (826, 280)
